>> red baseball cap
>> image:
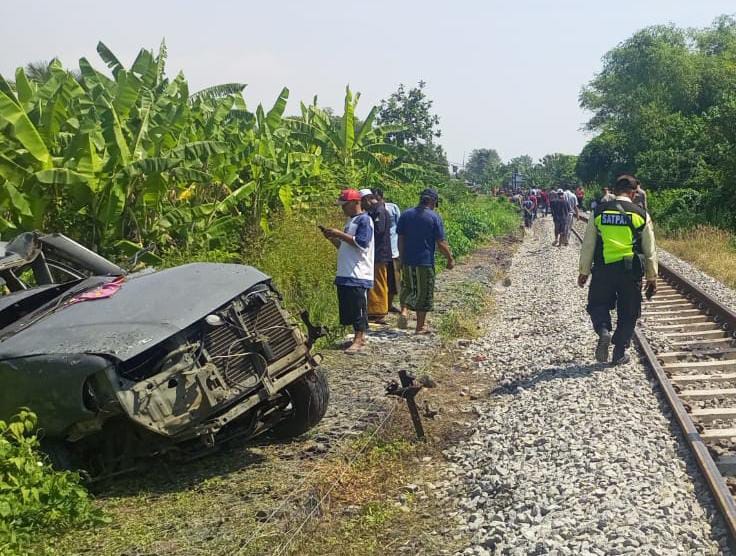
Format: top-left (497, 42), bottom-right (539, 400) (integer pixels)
top-left (336, 189), bottom-right (361, 204)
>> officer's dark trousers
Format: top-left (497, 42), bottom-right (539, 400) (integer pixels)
top-left (586, 263), bottom-right (642, 348)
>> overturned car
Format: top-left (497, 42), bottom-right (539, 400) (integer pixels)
top-left (0, 232), bottom-right (329, 476)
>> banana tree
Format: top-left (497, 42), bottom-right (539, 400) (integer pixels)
top-left (0, 44), bottom-right (240, 250)
top-left (289, 86), bottom-right (413, 188)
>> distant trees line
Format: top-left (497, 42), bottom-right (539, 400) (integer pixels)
top-left (459, 149), bottom-right (579, 192)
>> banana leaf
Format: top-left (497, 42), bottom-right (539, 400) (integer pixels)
top-left (0, 91), bottom-right (52, 167)
top-left (189, 83), bottom-right (246, 103)
top-left (113, 71), bottom-right (142, 118)
top-left (14, 68), bottom-right (35, 108)
top-left (0, 154), bottom-right (30, 183)
top-left (173, 141), bottom-right (227, 160)
top-left (97, 42), bottom-right (124, 76)
top-left (341, 86), bottom-right (355, 154)
top-left (35, 168), bottom-right (90, 185)
top-left (266, 87), bottom-right (289, 129)
top-left (100, 101), bottom-right (130, 166)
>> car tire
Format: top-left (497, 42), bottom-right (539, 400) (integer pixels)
top-left (272, 367), bottom-right (329, 438)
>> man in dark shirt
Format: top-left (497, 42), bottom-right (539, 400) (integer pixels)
top-left (360, 188), bottom-right (392, 324)
top-left (396, 188), bottom-right (454, 334)
top-left (550, 190), bottom-right (569, 246)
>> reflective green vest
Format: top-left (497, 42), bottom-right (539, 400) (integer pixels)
top-left (593, 199), bottom-right (647, 265)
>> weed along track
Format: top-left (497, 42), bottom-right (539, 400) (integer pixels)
top-left (573, 216), bottom-right (736, 547)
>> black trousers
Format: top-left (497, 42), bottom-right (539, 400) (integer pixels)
top-left (336, 285), bottom-right (368, 333)
top-left (587, 264), bottom-right (642, 348)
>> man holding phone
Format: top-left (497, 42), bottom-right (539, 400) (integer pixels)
top-left (321, 189), bottom-right (374, 353)
top-left (578, 175), bottom-right (658, 365)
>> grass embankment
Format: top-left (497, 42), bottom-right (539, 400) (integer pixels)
top-left (659, 225), bottom-right (736, 289)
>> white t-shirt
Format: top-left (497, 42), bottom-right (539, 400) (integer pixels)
top-left (335, 212), bottom-right (374, 288)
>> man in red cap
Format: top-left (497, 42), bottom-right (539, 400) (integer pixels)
top-left (321, 189), bottom-right (375, 353)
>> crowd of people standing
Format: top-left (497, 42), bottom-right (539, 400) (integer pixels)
top-left (321, 179), bottom-right (651, 355)
top-left (321, 187), bottom-right (454, 353)
top-left (512, 186), bottom-right (581, 245)
top-left (510, 180), bottom-right (648, 244)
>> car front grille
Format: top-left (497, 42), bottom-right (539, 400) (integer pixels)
top-left (203, 322), bottom-right (259, 389)
top-left (203, 297), bottom-right (298, 389)
top-left (240, 299), bottom-right (298, 361)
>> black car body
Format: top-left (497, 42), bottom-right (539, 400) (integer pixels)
top-left (0, 232), bottom-right (328, 474)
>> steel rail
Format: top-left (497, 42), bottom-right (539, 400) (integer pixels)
top-left (571, 214), bottom-right (736, 544)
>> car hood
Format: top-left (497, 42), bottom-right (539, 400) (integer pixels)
top-left (0, 263), bottom-right (270, 362)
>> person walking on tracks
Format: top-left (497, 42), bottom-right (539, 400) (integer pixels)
top-left (633, 179), bottom-right (648, 212)
top-left (522, 196), bottom-right (535, 228)
top-left (550, 190), bottom-right (569, 246)
top-left (577, 175), bottom-right (658, 365)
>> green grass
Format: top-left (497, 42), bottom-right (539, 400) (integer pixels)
top-left (437, 281), bottom-right (491, 341)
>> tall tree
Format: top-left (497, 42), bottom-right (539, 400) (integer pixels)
top-left (378, 81), bottom-right (448, 176)
top-left (539, 153), bottom-right (579, 187)
top-left (463, 148), bottom-right (503, 190)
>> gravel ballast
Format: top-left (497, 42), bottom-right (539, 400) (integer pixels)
top-left (441, 217), bottom-right (729, 555)
top-left (657, 249), bottom-right (736, 315)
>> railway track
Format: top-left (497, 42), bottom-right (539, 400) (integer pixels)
top-left (571, 215), bottom-right (736, 544)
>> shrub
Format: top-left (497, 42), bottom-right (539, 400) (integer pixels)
top-left (648, 188), bottom-right (706, 233)
top-left (0, 410), bottom-right (104, 555)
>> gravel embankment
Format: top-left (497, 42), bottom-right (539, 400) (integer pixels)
top-left (657, 250), bottom-right (736, 314)
top-left (440, 216), bottom-right (729, 555)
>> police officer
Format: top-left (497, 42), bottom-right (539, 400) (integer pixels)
top-left (577, 175), bottom-right (658, 364)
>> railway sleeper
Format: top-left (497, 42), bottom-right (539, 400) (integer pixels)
top-left (658, 347), bottom-right (736, 363)
top-left (681, 388), bottom-right (736, 400)
top-left (643, 308), bottom-right (703, 316)
top-left (651, 322), bottom-right (722, 331)
top-left (671, 338), bottom-right (736, 348)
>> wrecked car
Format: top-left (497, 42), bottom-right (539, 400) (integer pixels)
top-left (0, 232), bottom-right (329, 476)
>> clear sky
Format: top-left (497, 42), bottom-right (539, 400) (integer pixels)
top-left (1, 1), bottom-right (734, 166)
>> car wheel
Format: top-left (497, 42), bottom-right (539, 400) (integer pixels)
top-left (272, 367), bottom-right (329, 438)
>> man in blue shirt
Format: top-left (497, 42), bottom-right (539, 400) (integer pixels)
top-left (397, 188), bottom-right (454, 334)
